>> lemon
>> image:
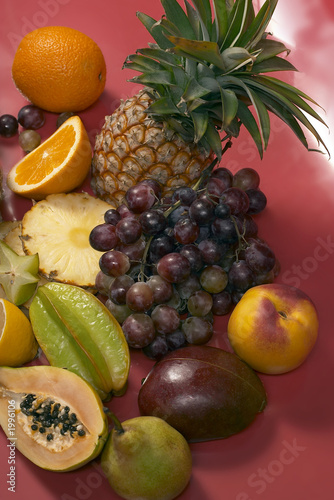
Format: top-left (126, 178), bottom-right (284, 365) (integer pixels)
top-left (0, 299), bottom-right (38, 366)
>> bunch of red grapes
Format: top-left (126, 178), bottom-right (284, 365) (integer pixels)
top-left (90, 166), bottom-right (279, 360)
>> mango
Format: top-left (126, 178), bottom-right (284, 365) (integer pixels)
top-left (138, 345), bottom-right (267, 442)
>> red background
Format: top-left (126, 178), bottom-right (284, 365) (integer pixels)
top-left (1, 1), bottom-right (334, 499)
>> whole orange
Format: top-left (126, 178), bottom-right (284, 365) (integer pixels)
top-left (12, 26), bottom-right (106, 113)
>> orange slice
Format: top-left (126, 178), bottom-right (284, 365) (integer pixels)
top-left (7, 116), bottom-right (92, 200)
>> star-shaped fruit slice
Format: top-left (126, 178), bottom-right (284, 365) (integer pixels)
top-left (0, 240), bottom-right (39, 305)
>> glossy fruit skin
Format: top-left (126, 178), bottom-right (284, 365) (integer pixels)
top-left (138, 345), bottom-right (267, 442)
top-left (227, 284), bottom-right (319, 374)
top-left (12, 26), bottom-right (106, 112)
top-left (101, 416), bottom-right (192, 500)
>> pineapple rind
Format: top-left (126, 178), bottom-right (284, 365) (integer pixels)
top-left (21, 193), bottom-right (112, 288)
top-left (91, 91), bottom-right (213, 206)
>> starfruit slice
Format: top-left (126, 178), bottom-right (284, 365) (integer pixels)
top-left (0, 240), bottom-right (39, 305)
top-left (29, 282), bottom-right (130, 401)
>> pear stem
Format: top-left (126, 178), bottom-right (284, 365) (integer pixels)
top-left (104, 408), bottom-right (125, 434)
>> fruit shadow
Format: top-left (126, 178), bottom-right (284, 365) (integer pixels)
top-left (189, 398), bottom-right (277, 473)
top-left (267, 341), bottom-right (334, 432)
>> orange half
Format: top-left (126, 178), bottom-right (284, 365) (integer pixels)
top-left (7, 116), bottom-right (92, 200)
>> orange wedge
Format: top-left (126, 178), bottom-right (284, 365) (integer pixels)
top-left (7, 116), bottom-right (92, 200)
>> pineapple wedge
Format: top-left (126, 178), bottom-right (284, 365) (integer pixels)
top-left (21, 193), bottom-right (112, 288)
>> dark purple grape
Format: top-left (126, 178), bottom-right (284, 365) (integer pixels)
top-left (141, 179), bottom-right (162, 200)
top-left (122, 313), bottom-right (156, 348)
top-left (57, 111), bottom-right (75, 128)
top-left (198, 239), bottom-right (226, 264)
top-left (195, 225), bottom-right (211, 243)
top-left (236, 214), bottom-right (258, 238)
top-left (104, 208), bottom-right (121, 225)
top-left (179, 244), bottom-right (203, 272)
top-left (151, 304), bottom-right (180, 334)
top-left (89, 224), bottom-right (119, 251)
top-left (244, 239), bottom-right (275, 274)
top-left (99, 250), bottom-right (130, 277)
top-left (95, 271), bottom-right (115, 296)
top-left (117, 204), bottom-right (136, 219)
top-left (116, 217), bottom-right (142, 244)
top-left (115, 237), bottom-right (146, 260)
top-left (211, 291), bottom-right (233, 315)
top-left (147, 275), bottom-right (173, 304)
top-left (167, 205), bottom-right (190, 226)
top-left (246, 189), bottom-right (267, 214)
top-left (214, 202), bottom-right (231, 219)
top-left (187, 290), bottom-right (213, 317)
top-left (165, 329), bottom-right (187, 351)
top-left (17, 105), bottom-right (45, 129)
top-left (149, 234), bottom-right (175, 263)
top-left (233, 168), bottom-right (260, 191)
top-left (189, 197), bottom-right (215, 225)
top-left (220, 187), bottom-right (250, 215)
top-left (157, 253), bottom-right (191, 283)
top-left (125, 183), bottom-right (156, 213)
top-left (206, 177), bottom-right (227, 200)
top-left (175, 273), bottom-right (201, 300)
top-left (211, 217), bottom-right (238, 244)
top-left (228, 260), bottom-right (254, 291)
top-left (0, 114), bottom-right (18, 138)
top-left (181, 317), bottom-right (213, 345)
top-left (211, 167), bottom-right (233, 189)
top-left (142, 335), bottom-right (169, 361)
top-left (126, 282), bottom-right (154, 312)
top-left (109, 275), bottom-right (135, 305)
top-left (172, 187), bottom-right (197, 206)
top-left (139, 209), bottom-right (167, 235)
top-left (173, 217), bottom-right (199, 244)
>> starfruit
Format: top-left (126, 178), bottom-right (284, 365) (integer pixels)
top-left (0, 240), bottom-right (39, 305)
top-left (29, 282), bottom-right (130, 401)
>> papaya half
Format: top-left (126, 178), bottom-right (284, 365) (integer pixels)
top-left (0, 365), bottom-right (108, 471)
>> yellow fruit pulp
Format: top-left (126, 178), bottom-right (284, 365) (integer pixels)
top-left (0, 298), bottom-right (38, 366)
top-left (7, 116), bottom-right (92, 200)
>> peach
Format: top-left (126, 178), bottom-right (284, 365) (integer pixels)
top-left (227, 284), bottom-right (319, 374)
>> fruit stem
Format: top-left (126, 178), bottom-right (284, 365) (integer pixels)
top-left (104, 408), bottom-right (125, 434)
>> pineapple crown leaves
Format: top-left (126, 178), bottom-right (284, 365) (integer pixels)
top-left (123, 0), bottom-right (329, 159)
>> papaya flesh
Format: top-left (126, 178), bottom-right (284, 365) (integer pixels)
top-left (0, 365), bottom-right (108, 471)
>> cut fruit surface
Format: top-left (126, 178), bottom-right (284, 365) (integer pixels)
top-left (7, 116), bottom-right (92, 200)
top-left (21, 193), bottom-right (112, 288)
top-left (0, 239), bottom-right (39, 306)
top-left (0, 365), bottom-right (108, 471)
top-left (0, 298), bottom-right (38, 366)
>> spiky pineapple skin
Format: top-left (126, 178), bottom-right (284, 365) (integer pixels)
top-left (91, 91), bottom-right (213, 206)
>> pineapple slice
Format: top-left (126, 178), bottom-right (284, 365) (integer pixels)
top-left (21, 193), bottom-right (112, 288)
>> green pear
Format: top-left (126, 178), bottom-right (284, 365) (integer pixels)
top-left (101, 414), bottom-right (192, 500)
top-left (0, 240), bottom-right (39, 306)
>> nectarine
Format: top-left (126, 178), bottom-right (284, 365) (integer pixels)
top-left (227, 284), bottom-right (319, 374)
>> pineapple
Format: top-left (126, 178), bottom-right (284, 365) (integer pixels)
top-left (91, 0), bottom-right (328, 206)
top-left (20, 193), bottom-right (112, 288)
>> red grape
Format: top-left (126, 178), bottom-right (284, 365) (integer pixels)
top-left (122, 313), bottom-right (156, 348)
top-left (89, 223), bottom-right (119, 251)
top-left (126, 282), bottom-right (154, 312)
top-left (157, 253), bottom-right (191, 283)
